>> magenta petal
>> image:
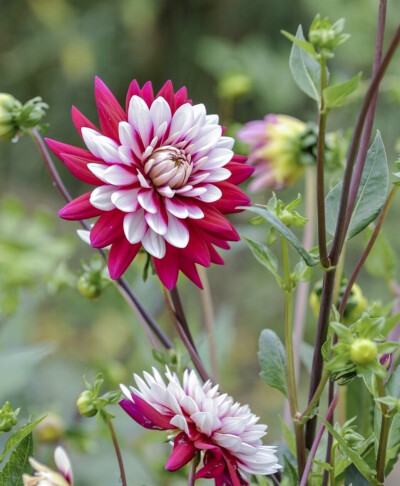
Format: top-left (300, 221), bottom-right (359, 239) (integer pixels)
top-left (196, 207), bottom-right (236, 236)
top-left (71, 106), bottom-right (99, 137)
top-left (90, 209), bottom-right (125, 248)
top-left (174, 86), bottom-right (189, 109)
top-left (119, 394), bottom-right (173, 430)
top-left (125, 79), bottom-right (142, 112)
top-left (153, 245), bottom-right (180, 290)
top-left (45, 138), bottom-right (97, 161)
top-left (60, 153), bottom-right (103, 185)
top-left (213, 183), bottom-right (251, 214)
top-left (58, 192), bottom-right (102, 220)
top-left (195, 448), bottom-right (225, 479)
top-left (165, 433), bottom-right (197, 472)
top-left (225, 162), bottom-right (254, 185)
top-left (156, 80), bottom-right (175, 113)
top-left (108, 238), bottom-right (141, 279)
top-left (141, 81), bottom-right (155, 108)
top-left (179, 258), bottom-right (203, 288)
top-left (208, 245), bottom-right (224, 265)
top-left (95, 77), bottom-right (127, 140)
top-left (181, 228), bottom-right (210, 267)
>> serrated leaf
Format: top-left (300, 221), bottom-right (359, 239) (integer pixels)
top-left (258, 330), bottom-right (287, 397)
top-left (0, 417), bottom-right (44, 463)
top-left (289, 26), bottom-right (328, 102)
top-left (325, 132), bottom-right (388, 240)
top-left (324, 72), bottom-right (362, 108)
top-left (0, 434), bottom-right (33, 485)
top-left (321, 418), bottom-right (378, 485)
top-left (364, 228), bottom-right (397, 280)
top-left (243, 236), bottom-right (280, 279)
top-left (242, 206), bottom-right (319, 267)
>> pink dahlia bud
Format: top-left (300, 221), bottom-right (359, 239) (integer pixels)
top-left (379, 353), bottom-right (393, 371)
top-left (237, 114), bottom-right (307, 192)
top-left (120, 367), bottom-right (281, 485)
top-left (23, 446), bottom-right (73, 486)
top-left (46, 78), bottom-right (254, 289)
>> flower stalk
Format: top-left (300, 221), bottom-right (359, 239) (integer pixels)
top-left (376, 377), bottom-right (392, 484)
top-left (106, 416), bottom-right (127, 486)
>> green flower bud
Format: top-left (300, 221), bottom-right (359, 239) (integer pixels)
top-left (218, 72), bottom-right (252, 100)
top-left (77, 274), bottom-right (102, 299)
top-left (0, 402), bottom-right (19, 433)
top-left (76, 390), bottom-right (98, 417)
top-left (35, 414), bottom-right (65, 443)
top-left (308, 15), bottom-right (350, 58)
top-left (350, 338), bottom-right (378, 366)
top-left (0, 94), bottom-right (21, 142)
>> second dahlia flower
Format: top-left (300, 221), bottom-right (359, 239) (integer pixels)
top-left (23, 446), bottom-right (73, 486)
top-left (237, 114), bottom-right (307, 192)
top-left (120, 367), bottom-right (281, 485)
top-left (46, 78), bottom-right (253, 289)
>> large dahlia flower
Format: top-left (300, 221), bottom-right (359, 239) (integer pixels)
top-left (120, 367), bottom-right (281, 485)
top-left (46, 78), bottom-right (253, 288)
top-left (23, 446), bottom-right (73, 486)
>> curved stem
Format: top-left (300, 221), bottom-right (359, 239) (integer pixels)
top-left (106, 417), bottom-right (127, 486)
top-left (300, 390), bottom-right (339, 486)
top-left (29, 127), bottom-right (173, 350)
top-left (198, 266), bottom-right (218, 382)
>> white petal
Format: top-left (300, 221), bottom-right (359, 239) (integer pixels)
top-left (90, 185), bottom-right (115, 210)
top-left (192, 103), bottom-right (206, 125)
top-left (54, 447), bottom-right (73, 481)
top-left (141, 229), bottom-right (166, 258)
top-left (164, 214), bottom-right (189, 248)
top-left (205, 114), bottom-right (219, 125)
top-left (145, 211), bottom-right (168, 235)
top-left (76, 229), bottom-right (91, 245)
top-left (87, 163), bottom-right (108, 182)
top-left (191, 411), bottom-right (213, 436)
top-left (128, 96), bottom-right (152, 147)
top-left (118, 145), bottom-right (134, 166)
top-left (187, 204), bottom-right (204, 219)
top-left (157, 186), bottom-right (175, 198)
top-left (217, 136), bottom-right (235, 149)
top-left (165, 198), bottom-right (188, 219)
top-left (170, 415), bottom-right (189, 435)
top-left (81, 127), bottom-right (104, 159)
top-left (120, 384), bottom-right (133, 401)
top-left (137, 171), bottom-right (151, 189)
top-left (119, 122), bottom-right (143, 160)
top-left (123, 210), bottom-right (147, 244)
top-left (111, 188), bottom-right (140, 212)
top-left (170, 104), bottom-right (194, 138)
top-left (201, 148), bottom-right (233, 170)
top-left (102, 165), bottom-right (137, 186)
top-left (197, 184), bottom-right (222, 202)
top-left (137, 189), bottom-right (158, 214)
top-left (82, 128), bottom-right (120, 162)
top-left (189, 125), bottom-right (222, 159)
top-left (202, 167), bottom-right (231, 183)
top-left (150, 97), bottom-right (172, 134)
top-left (213, 433), bottom-right (243, 452)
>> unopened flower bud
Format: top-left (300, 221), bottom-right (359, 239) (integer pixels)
top-left (0, 401), bottom-right (19, 433)
top-left (218, 72), bottom-right (252, 100)
top-left (35, 414), bottom-right (65, 443)
top-left (350, 339), bottom-right (378, 366)
top-left (0, 94), bottom-right (21, 142)
top-left (379, 353), bottom-right (393, 371)
top-left (77, 274), bottom-right (102, 299)
top-left (76, 390), bottom-right (97, 417)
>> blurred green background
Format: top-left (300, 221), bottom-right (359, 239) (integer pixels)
top-left (1, 0), bottom-right (400, 484)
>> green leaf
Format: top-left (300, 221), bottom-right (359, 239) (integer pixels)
top-left (281, 30), bottom-right (317, 57)
top-left (364, 228), bottom-right (397, 279)
top-left (289, 26), bottom-right (324, 101)
top-left (283, 455), bottom-right (298, 484)
top-left (242, 206), bottom-right (319, 266)
top-left (0, 417), bottom-right (44, 463)
top-left (0, 434), bottom-right (33, 485)
top-left (325, 132), bottom-right (389, 240)
top-left (258, 329), bottom-right (287, 397)
top-left (279, 417), bottom-right (296, 457)
top-left (321, 418), bottom-right (378, 485)
top-left (324, 72), bottom-right (362, 108)
top-left (242, 236), bottom-right (280, 279)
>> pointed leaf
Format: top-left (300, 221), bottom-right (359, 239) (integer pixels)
top-left (242, 206), bottom-right (319, 266)
top-left (0, 433), bottom-right (33, 485)
top-left (364, 228), bottom-right (397, 279)
top-left (0, 417), bottom-right (44, 463)
top-left (325, 132), bottom-right (388, 240)
top-left (281, 30), bottom-right (317, 57)
top-left (243, 236), bottom-right (280, 279)
top-left (258, 329), bottom-right (287, 397)
top-left (324, 72), bottom-right (362, 108)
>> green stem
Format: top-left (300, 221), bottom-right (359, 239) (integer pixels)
top-left (316, 57), bottom-right (329, 269)
top-left (281, 236), bottom-right (306, 478)
top-left (300, 368), bottom-right (329, 424)
top-left (376, 378), bottom-right (392, 484)
top-left (106, 417), bottom-right (127, 486)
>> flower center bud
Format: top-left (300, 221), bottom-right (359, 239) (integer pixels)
top-left (350, 338), bottom-right (378, 366)
top-left (145, 146), bottom-right (192, 189)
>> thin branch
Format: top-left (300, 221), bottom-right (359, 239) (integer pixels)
top-left (106, 417), bottom-right (127, 486)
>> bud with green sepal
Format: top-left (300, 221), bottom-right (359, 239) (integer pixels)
top-left (77, 255), bottom-right (110, 300)
top-left (77, 373), bottom-right (122, 422)
top-left (0, 401), bottom-right (19, 433)
top-left (327, 312), bottom-right (398, 385)
top-left (0, 94), bottom-right (48, 142)
top-left (267, 193), bottom-right (308, 228)
top-left (308, 15), bottom-right (350, 60)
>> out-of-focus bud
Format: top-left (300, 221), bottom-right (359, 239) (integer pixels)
top-left (0, 94), bottom-right (21, 141)
top-left (76, 390), bottom-right (98, 418)
top-left (0, 401), bottom-right (19, 433)
top-left (35, 414), bottom-right (65, 443)
top-left (310, 279), bottom-right (367, 324)
top-left (218, 72), bottom-right (252, 100)
top-left (23, 446), bottom-right (73, 486)
top-left (350, 338), bottom-right (378, 366)
top-left (77, 255), bottom-right (110, 300)
top-left (308, 15), bottom-right (350, 59)
top-left (379, 353), bottom-right (393, 371)
top-left (0, 94), bottom-right (48, 142)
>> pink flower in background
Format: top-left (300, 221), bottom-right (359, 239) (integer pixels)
top-left (46, 78), bottom-right (253, 289)
top-left (23, 446), bottom-right (73, 486)
top-left (237, 114), bottom-right (306, 192)
top-left (120, 367), bottom-right (281, 485)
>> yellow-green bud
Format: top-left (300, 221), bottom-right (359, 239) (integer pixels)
top-left (76, 390), bottom-right (98, 417)
top-left (77, 274), bottom-right (102, 300)
top-left (0, 402), bottom-right (19, 432)
top-left (0, 94), bottom-right (20, 141)
top-left (35, 414), bottom-right (65, 443)
top-left (350, 339), bottom-right (378, 366)
top-left (218, 73), bottom-right (252, 100)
